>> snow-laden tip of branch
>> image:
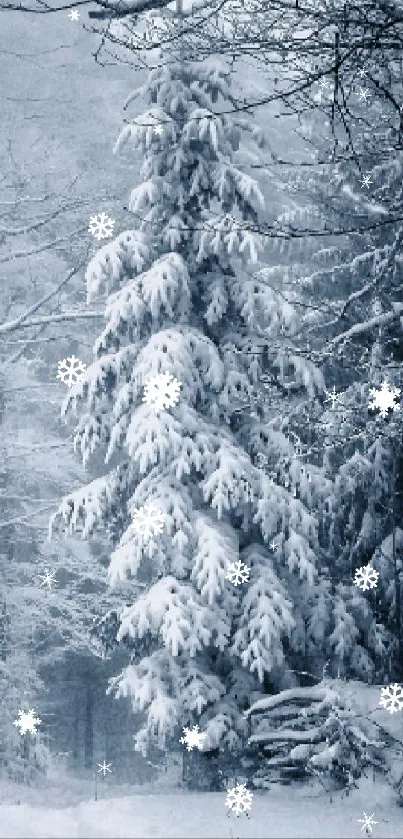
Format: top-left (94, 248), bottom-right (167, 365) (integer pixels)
top-left (249, 725), bottom-right (325, 745)
top-left (328, 303), bottom-right (403, 349)
top-left (245, 686), bottom-right (336, 717)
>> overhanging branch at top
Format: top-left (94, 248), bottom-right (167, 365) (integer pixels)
top-left (0, 0), bottom-right (211, 16)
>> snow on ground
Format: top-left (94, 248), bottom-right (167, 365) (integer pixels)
top-left (0, 775), bottom-right (402, 838)
top-left (1, 682), bottom-right (402, 837)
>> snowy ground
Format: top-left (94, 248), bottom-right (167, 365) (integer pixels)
top-left (0, 775), bottom-right (402, 838)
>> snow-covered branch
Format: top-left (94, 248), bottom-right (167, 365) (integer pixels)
top-left (0, 263), bottom-right (85, 335)
top-left (0, 226), bottom-right (87, 264)
top-left (245, 686), bottom-right (332, 716)
top-left (0, 311), bottom-right (103, 335)
top-left (249, 725), bottom-right (325, 745)
top-left (326, 303), bottom-right (403, 350)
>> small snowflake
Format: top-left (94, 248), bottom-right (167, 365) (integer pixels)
top-left (357, 68), bottom-right (367, 79)
top-left (379, 683), bottom-right (403, 714)
top-left (269, 540), bottom-right (278, 552)
top-left (360, 174), bottom-right (372, 188)
top-left (142, 372), bottom-right (182, 414)
top-left (225, 783), bottom-right (253, 817)
top-left (88, 212), bottom-right (115, 241)
top-left (56, 355), bottom-right (87, 388)
top-left (369, 380), bottom-right (401, 418)
top-left (130, 502), bottom-right (166, 542)
top-left (357, 87), bottom-right (370, 102)
top-left (68, 9), bottom-right (80, 19)
top-left (179, 726), bottom-right (206, 752)
top-left (324, 385), bottom-right (342, 409)
top-left (97, 760), bottom-right (112, 776)
top-left (13, 709), bottom-right (41, 735)
top-left (353, 564), bottom-right (379, 592)
top-left (318, 78), bottom-right (331, 90)
top-left (357, 812), bottom-right (378, 834)
top-left (153, 124), bottom-right (164, 135)
top-left (226, 560), bottom-right (250, 586)
top-left (38, 569), bottom-right (57, 590)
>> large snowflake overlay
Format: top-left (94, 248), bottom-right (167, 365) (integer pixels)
top-left (13, 709), bottom-right (41, 735)
top-left (379, 683), bottom-right (403, 714)
top-left (179, 725), bottom-right (206, 752)
top-left (130, 502), bottom-right (166, 542)
top-left (225, 783), bottom-right (253, 816)
top-left (369, 380), bottom-right (401, 418)
top-left (56, 356), bottom-right (87, 388)
top-left (226, 560), bottom-right (250, 586)
top-left (357, 812), bottom-right (378, 834)
top-left (88, 212), bottom-right (115, 241)
top-left (142, 372), bottom-right (182, 414)
top-left (353, 564), bottom-right (379, 592)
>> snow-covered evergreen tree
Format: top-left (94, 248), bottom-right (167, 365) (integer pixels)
top-left (50, 59), bottom-right (358, 761)
top-left (267, 62), bottom-right (403, 681)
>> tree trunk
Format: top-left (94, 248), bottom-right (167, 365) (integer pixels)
top-left (84, 684), bottom-right (94, 769)
top-left (73, 692), bottom-right (80, 763)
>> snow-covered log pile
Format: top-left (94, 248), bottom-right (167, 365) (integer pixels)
top-left (244, 681), bottom-right (384, 789)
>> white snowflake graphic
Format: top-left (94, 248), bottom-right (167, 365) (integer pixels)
top-left (226, 560), bottom-right (250, 587)
top-left (88, 212), bottom-right (115, 241)
top-left (13, 709), bottom-right (41, 735)
top-left (357, 812), bottom-right (378, 834)
top-left (353, 564), bottom-right (379, 592)
top-left (360, 174), bottom-right (372, 189)
top-left (142, 372), bottom-right (182, 414)
top-left (38, 569), bottom-right (57, 590)
top-left (130, 502), bottom-right (166, 542)
top-left (97, 760), bottom-right (112, 776)
top-left (324, 385), bottom-right (342, 409)
top-left (379, 683), bottom-right (403, 714)
top-left (225, 783), bottom-right (253, 816)
top-left (369, 380), bottom-right (401, 418)
top-left (153, 124), bottom-right (164, 135)
top-left (56, 355), bottom-right (87, 388)
top-left (357, 87), bottom-right (370, 102)
top-left (179, 726), bottom-right (206, 752)
top-left (68, 9), bottom-right (80, 19)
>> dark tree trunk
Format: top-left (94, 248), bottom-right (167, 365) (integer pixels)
top-left (84, 684), bottom-right (94, 769)
top-left (73, 692), bottom-right (80, 763)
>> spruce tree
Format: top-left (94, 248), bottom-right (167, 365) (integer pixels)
top-left (51, 60), bottom-right (335, 761)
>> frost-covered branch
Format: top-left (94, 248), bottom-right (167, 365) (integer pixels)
top-left (0, 262), bottom-right (85, 335)
top-left (326, 304), bottom-right (403, 350)
top-left (0, 226), bottom-right (87, 264)
top-left (245, 686), bottom-right (332, 716)
top-left (0, 310), bottom-right (103, 335)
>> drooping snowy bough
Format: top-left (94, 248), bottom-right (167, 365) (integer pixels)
top-left (244, 681), bottom-right (384, 790)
